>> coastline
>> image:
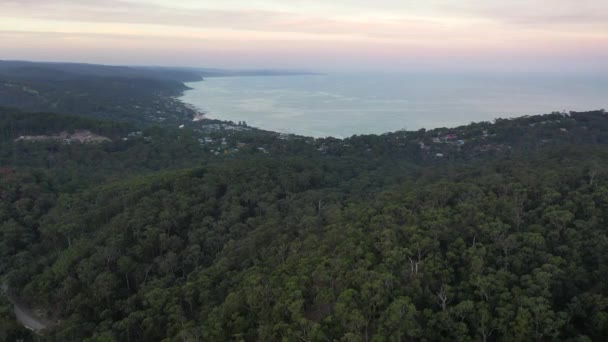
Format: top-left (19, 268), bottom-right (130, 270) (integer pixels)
top-left (176, 73), bottom-right (608, 138)
top-left (183, 102), bottom-right (206, 122)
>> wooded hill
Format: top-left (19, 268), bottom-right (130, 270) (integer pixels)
top-left (1, 107), bottom-right (608, 341)
top-left (0, 61), bottom-right (202, 126)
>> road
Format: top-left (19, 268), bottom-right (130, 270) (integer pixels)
top-left (13, 301), bottom-right (50, 332)
top-left (2, 283), bottom-right (51, 332)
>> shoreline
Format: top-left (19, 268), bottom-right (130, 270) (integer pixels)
top-left (182, 101), bottom-right (207, 122)
top-left (177, 75), bottom-right (607, 138)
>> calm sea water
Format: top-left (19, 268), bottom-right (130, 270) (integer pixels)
top-left (181, 73), bottom-right (608, 138)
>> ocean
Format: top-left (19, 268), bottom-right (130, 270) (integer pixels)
top-left (180, 72), bottom-right (608, 138)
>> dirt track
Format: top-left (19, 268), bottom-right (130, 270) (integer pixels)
top-left (13, 301), bottom-right (50, 332)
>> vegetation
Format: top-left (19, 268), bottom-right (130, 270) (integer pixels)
top-left (0, 61), bottom-right (318, 128)
top-left (2, 101), bottom-right (608, 341)
top-left (0, 61), bottom-right (202, 126)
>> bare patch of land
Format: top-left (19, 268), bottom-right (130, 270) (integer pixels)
top-left (13, 300), bottom-right (54, 332)
top-left (15, 130), bottom-right (112, 144)
top-left (2, 283), bottom-right (55, 333)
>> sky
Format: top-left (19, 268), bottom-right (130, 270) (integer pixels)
top-left (1, 0), bottom-right (607, 72)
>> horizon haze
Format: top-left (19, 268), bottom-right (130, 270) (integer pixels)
top-left (1, 0), bottom-right (607, 72)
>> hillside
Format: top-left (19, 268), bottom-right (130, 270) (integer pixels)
top-left (0, 61), bottom-right (319, 128)
top-left (1, 108), bottom-right (608, 341)
top-left (0, 61), bottom-right (203, 126)
top-left (0, 61), bottom-right (204, 83)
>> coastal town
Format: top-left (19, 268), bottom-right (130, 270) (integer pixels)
top-left (12, 107), bottom-right (606, 166)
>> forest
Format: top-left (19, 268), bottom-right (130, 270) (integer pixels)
top-left (0, 61), bottom-right (316, 128)
top-left (1, 105), bottom-right (608, 341)
top-left (0, 61), bottom-right (255, 127)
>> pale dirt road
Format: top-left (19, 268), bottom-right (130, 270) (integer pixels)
top-left (13, 301), bottom-right (50, 332)
top-left (2, 283), bottom-right (51, 332)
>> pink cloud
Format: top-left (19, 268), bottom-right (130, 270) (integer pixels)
top-left (1, 0), bottom-right (607, 71)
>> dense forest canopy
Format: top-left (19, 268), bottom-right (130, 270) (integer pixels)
top-left (0, 69), bottom-right (197, 126)
top-left (0, 63), bottom-right (607, 341)
top-left (1, 105), bottom-right (608, 341)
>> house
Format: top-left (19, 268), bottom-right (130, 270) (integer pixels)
top-left (127, 131), bottom-right (143, 138)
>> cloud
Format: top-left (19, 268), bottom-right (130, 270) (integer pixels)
top-left (449, 0), bottom-right (608, 27)
top-left (0, 1), bottom-right (475, 44)
top-left (2, 0), bottom-right (607, 40)
top-left (1, 0), bottom-right (607, 70)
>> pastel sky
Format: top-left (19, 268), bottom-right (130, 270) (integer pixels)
top-left (1, 0), bottom-right (607, 71)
